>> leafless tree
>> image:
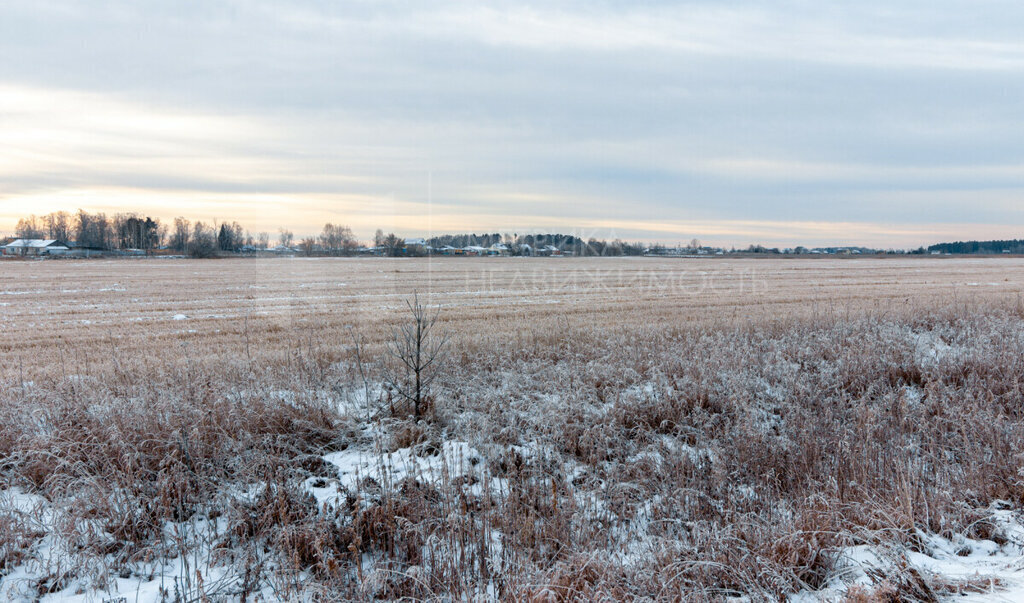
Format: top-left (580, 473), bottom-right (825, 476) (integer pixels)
top-left (44, 211), bottom-right (72, 242)
top-left (15, 215), bottom-right (44, 239)
top-left (384, 293), bottom-right (448, 419)
top-left (319, 223), bottom-right (359, 255)
top-left (188, 222), bottom-right (219, 258)
top-left (75, 210), bottom-right (112, 249)
top-left (157, 223), bottom-right (169, 249)
top-left (171, 217), bottom-right (191, 252)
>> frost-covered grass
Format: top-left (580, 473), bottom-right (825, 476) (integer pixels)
top-left (3, 272), bottom-right (1024, 599)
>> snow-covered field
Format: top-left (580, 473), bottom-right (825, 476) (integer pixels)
top-left (2, 257), bottom-right (1024, 600)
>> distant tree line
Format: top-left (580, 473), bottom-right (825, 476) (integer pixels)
top-left (12, 210), bottom-right (278, 258)
top-left (26, 209), bottom-right (998, 259)
top-left (7, 214), bottom-right (654, 259)
top-left (425, 233), bottom-right (646, 256)
top-left (427, 233), bottom-right (506, 249)
top-left (928, 239), bottom-right (1024, 255)
top-left (297, 223), bottom-right (360, 256)
top-left (573, 238), bottom-right (645, 256)
top-left (172, 218), bottom-right (277, 258)
top-left (16, 211), bottom-right (161, 252)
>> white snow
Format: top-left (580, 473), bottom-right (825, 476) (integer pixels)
top-left (311, 440), bottom-right (485, 508)
top-left (9, 457), bottom-right (1024, 602)
top-left (172, 314), bottom-right (188, 320)
top-left (794, 505), bottom-right (1024, 601)
top-left (913, 329), bottom-right (957, 368)
top-left (0, 488), bottom-right (246, 602)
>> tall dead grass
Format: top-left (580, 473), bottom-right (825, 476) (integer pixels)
top-left (2, 293), bottom-right (1024, 599)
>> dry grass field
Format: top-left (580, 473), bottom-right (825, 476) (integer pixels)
top-left (2, 256), bottom-right (1022, 380)
top-left (3, 256), bottom-right (1024, 601)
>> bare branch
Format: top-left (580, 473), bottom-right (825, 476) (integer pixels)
top-left (382, 292), bottom-right (449, 419)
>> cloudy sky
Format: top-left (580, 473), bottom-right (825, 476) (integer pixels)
top-left (1, 1), bottom-right (1023, 247)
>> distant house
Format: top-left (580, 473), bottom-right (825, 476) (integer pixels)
top-left (462, 245), bottom-right (487, 256)
top-left (487, 243), bottom-right (510, 256)
top-left (400, 238), bottom-right (429, 255)
top-left (3, 239), bottom-right (71, 256)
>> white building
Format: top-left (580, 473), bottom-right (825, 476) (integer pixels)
top-left (3, 239), bottom-right (71, 256)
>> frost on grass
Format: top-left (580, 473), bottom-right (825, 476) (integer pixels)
top-left (0, 487), bottom-right (242, 602)
top-left (3, 301), bottom-right (1024, 599)
top-left (793, 503), bottom-right (1024, 601)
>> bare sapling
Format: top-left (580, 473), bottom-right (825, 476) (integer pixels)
top-left (384, 292), bottom-right (449, 420)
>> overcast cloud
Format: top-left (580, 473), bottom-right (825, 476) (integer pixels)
top-left (1, 0), bottom-right (1023, 246)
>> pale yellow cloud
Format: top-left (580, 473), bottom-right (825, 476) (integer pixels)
top-left (1, 84), bottom-right (1021, 250)
top-left (0, 84), bottom-right (371, 196)
top-left (2, 184), bottom-right (1021, 248)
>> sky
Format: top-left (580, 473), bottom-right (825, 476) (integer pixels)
top-left (1, 1), bottom-right (1023, 248)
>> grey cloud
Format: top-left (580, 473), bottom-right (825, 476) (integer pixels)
top-left (1, 0), bottom-right (1023, 244)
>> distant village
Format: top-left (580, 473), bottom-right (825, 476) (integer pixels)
top-left (2, 210), bottom-right (1020, 259)
top-left (5, 235), bottom-right (990, 259)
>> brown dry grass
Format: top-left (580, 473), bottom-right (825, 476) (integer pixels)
top-left (2, 256), bottom-right (1022, 382)
top-left (2, 256), bottom-right (1024, 600)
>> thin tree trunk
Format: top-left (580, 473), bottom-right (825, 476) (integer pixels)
top-left (415, 315), bottom-right (422, 418)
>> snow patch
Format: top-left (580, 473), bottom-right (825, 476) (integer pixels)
top-left (794, 505), bottom-right (1024, 601)
top-left (314, 440), bottom-right (485, 507)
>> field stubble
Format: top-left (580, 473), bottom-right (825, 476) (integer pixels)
top-left (2, 256), bottom-right (1024, 600)
top-left (2, 256), bottom-right (1021, 380)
